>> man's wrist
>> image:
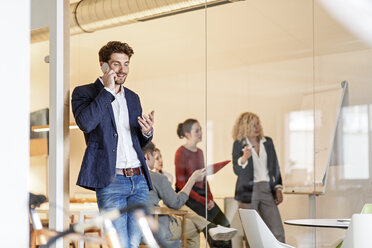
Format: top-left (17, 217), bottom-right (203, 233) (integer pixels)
top-left (143, 129), bottom-right (153, 138)
top-left (104, 87), bottom-right (115, 96)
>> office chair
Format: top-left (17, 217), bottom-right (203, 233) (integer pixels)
top-left (339, 214), bottom-right (372, 248)
top-left (336, 203), bottom-right (372, 248)
top-left (238, 209), bottom-right (295, 248)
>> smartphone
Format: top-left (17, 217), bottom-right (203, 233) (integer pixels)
top-left (101, 62), bottom-right (109, 73)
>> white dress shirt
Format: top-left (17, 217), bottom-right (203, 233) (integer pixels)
top-left (238, 137), bottom-right (270, 182)
top-left (100, 78), bottom-right (141, 169)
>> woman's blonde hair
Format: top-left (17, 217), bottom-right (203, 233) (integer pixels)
top-left (232, 112), bottom-right (263, 141)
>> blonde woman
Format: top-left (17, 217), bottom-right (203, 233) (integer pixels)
top-left (232, 112), bottom-right (285, 243)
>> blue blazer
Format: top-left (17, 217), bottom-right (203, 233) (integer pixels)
top-left (71, 79), bottom-right (153, 190)
top-left (232, 136), bottom-right (282, 203)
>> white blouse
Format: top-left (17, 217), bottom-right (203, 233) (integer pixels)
top-left (237, 137), bottom-right (270, 182)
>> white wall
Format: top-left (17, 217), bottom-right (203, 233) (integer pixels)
top-left (0, 1), bottom-right (30, 247)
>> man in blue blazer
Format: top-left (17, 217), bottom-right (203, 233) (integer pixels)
top-left (71, 41), bottom-right (154, 248)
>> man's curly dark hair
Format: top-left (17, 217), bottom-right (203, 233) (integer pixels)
top-left (99, 41), bottom-right (134, 62)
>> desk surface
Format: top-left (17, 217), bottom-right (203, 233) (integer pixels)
top-left (152, 207), bottom-right (188, 215)
top-left (285, 218), bottom-right (350, 229)
top-left (37, 202), bottom-right (99, 215)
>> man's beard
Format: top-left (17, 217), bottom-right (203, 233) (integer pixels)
top-left (115, 78), bottom-right (126, 85)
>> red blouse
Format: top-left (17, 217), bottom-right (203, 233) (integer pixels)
top-left (175, 146), bottom-right (213, 206)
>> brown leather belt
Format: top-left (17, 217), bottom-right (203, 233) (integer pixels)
top-left (116, 167), bottom-right (143, 177)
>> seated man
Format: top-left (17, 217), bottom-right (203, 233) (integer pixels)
top-left (143, 142), bottom-right (237, 247)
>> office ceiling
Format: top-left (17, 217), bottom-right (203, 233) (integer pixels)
top-left (64, 0), bottom-right (371, 82)
top-left (32, 0), bottom-right (237, 43)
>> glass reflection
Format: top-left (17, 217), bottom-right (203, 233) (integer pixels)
top-left (285, 110), bottom-right (314, 187)
top-left (341, 105), bottom-right (369, 180)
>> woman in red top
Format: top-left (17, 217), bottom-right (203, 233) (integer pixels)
top-left (175, 119), bottom-right (231, 248)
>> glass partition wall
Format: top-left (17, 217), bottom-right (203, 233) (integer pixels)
top-left (30, 0), bottom-right (372, 247)
top-left (69, 11), bottom-right (207, 202)
top-left (69, 2), bottom-right (211, 247)
top-left (313, 0), bottom-right (372, 247)
top-left (206, 0), bottom-right (315, 246)
top-left (206, 0), bottom-right (372, 248)
top-left (31, 1), bottom-right (209, 246)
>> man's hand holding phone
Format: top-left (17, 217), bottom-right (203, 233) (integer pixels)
top-left (101, 62), bottom-right (116, 91)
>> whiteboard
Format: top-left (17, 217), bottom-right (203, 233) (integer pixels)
top-left (284, 81), bottom-right (348, 195)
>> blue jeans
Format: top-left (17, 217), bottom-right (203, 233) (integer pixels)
top-left (96, 174), bottom-right (149, 248)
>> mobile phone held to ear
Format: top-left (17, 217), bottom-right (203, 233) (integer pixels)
top-left (101, 62), bottom-right (109, 73)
